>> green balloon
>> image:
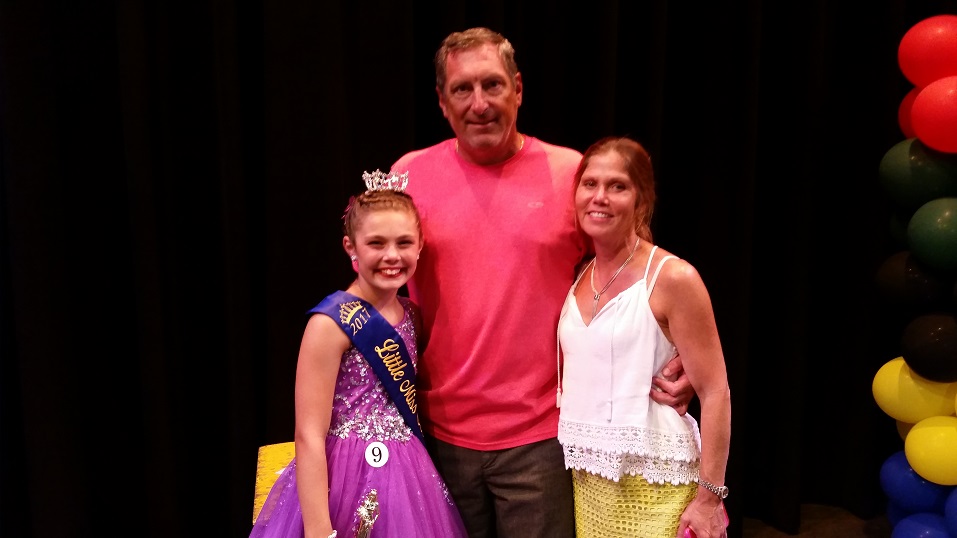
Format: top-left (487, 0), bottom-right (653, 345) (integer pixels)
top-left (889, 212), bottom-right (909, 247)
top-left (879, 138), bottom-right (957, 214)
top-left (907, 197), bottom-right (957, 273)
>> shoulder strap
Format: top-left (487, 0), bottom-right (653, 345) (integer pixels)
top-left (648, 254), bottom-right (679, 297)
top-left (309, 291), bottom-right (424, 441)
top-left (642, 245), bottom-right (659, 280)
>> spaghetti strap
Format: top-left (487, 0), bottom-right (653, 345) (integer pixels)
top-left (642, 246), bottom-right (659, 280)
top-left (648, 253), bottom-right (678, 297)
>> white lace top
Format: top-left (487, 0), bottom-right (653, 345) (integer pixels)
top-left (557, 246), bottom-right (701, 484)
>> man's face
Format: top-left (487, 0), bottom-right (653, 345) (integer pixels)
top-left (437, 43), bottom-right (523, 164)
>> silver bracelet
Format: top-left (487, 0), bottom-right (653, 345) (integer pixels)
top-left (327, 531), bottom-right (337, 538)
top-left (697, 478), bottom-right (729, 499)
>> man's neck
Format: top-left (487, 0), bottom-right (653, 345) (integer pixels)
top-left (455, 135), bottom-right (525, 165)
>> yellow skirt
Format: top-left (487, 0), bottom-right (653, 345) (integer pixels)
top-left (572, 469), bottom-right (697, 538)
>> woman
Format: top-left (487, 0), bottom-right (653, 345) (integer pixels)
top-left (557, 138), bottom-right (731, 538)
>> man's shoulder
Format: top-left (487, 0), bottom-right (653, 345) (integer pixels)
top-left (527, 137), bottom-right (583, 175)
top-left (529, 137), bottom-right (583, 161)
top-left (533, 137), bottom-right (581, 153)
top-left (392, 139), bottom-right (453, 170)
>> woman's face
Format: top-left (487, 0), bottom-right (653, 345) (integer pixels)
top-left (575, 151), bottom-right (638, 242)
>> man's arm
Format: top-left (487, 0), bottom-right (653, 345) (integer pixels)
top-left (650, 354), bottom-right (695, 415)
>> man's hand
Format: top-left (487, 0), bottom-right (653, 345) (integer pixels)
top-left (650, 354), bottom-right (695, 415)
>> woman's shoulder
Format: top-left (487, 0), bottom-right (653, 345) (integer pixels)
top-left (648, 245), bottom-right (700, 284)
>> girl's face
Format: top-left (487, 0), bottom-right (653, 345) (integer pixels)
top-left (344, 209), bottom-right (422, 294)
top-left (575, 151), bottom-right (638, 242)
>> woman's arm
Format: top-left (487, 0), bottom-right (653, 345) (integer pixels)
top-left (654, 259), bottom-right (731, 538)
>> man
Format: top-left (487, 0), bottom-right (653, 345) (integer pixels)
top-left (392, 27), bottom-right (692, 538)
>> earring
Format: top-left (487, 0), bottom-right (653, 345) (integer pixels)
top-left (350, 255), bottom-right (357, 261)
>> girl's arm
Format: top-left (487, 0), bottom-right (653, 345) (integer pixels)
top-left (295, 314), bottom-right (350, 538)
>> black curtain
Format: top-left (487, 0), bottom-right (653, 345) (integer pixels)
top-left (2, 1), bottom-right (955, 536)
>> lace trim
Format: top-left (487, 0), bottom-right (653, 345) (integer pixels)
top-left (559, 421), bottom-right (700, 484)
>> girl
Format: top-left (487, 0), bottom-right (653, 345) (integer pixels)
top-left (250, 171), bottom-right (467, 538)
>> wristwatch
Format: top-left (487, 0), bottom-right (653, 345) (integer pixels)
top-left (698, 478), bottom-right (729, 499)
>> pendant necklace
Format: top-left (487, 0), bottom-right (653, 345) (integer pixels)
top-left (589, 237), bottom-right (641, 318)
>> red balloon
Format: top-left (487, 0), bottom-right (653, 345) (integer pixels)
top-left (899, 87), bottom-right (919, 138)
top-left (899, 14), bottom-right (957, 88)
top-left (912, 76), bottom-right (957, 154)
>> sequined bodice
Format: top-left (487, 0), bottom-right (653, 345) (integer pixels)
top-left (327, 298), bottom-right (418, 442)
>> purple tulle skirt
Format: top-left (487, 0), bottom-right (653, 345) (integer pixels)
top-left (250, 435), bottom-right (467, 537)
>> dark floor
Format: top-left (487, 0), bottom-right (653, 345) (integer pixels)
top-left (742, 504), bottom-right (892, 537)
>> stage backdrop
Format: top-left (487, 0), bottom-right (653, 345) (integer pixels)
top-left (3, 1), bottom-right (955, 536)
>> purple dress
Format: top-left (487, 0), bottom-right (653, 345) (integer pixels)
top-left (249, 297), bottom-right (467, 537)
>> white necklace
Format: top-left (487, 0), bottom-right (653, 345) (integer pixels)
top-left (589, 237), bottom-right (640, 318)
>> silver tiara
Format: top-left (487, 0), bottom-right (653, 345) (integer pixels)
top-left (363, 170), bottom-right (409, 192)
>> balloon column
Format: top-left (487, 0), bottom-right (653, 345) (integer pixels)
top-left (873, 13), bottom-right (957, 538)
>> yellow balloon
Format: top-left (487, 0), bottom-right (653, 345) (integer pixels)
top-left (897, 420), bottom-right (915, 440)
top-left (905, 415), bottom-right (957, 486)
top-left (872, 357), bottom-right (957, 423)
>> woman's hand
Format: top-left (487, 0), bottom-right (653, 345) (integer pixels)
top-left (676, 495), bottom-right (728, 538)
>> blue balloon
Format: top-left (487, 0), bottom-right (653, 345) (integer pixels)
top-left (880, 451), bottom-right (952, 513)
top-left (888, 500), bottom-right (915, 527)
top-left (892, 513), bottom-right (950, 538)
top-left (945, 488), bottom-right (957, 538)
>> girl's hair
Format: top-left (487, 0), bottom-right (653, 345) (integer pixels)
top-left (574, 136), bottom-right (656, 242)
top-left (342, 189), bottom-right (422, 240)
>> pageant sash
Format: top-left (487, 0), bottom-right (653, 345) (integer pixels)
top-left (310, 291), bottom-right (424, 441)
